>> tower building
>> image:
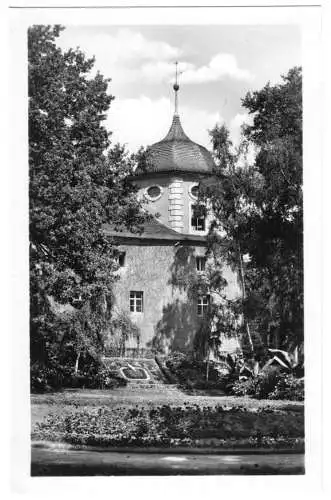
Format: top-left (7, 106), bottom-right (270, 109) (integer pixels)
top-left (104, 66), bottom-right (241, 356)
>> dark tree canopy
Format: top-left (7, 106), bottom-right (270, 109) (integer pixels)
top-left (29, 25), bottom-right (147, 376)
top-left (202, 67), bottom-right (303, 353)
top-left (29, 25), bottom-right (145, 306)
top-left (241, 67), bottom-right (303, 348)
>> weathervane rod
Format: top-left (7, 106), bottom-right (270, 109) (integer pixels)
top-left (173, 61), bottom-right (180, 116)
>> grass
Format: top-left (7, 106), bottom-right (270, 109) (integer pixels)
top-left (31, 386), bottom-right (303, 429)
top-left (31, 389), bottom-right (304, 449)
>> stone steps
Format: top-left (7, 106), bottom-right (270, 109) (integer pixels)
top-left (126, 383), bottom-right (178, 391)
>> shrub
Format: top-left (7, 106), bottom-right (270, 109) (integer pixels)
top-left (268, 374), bottom-right (304, 401)
top-left (96, 368), bottom-right (127, 389)
top-left (31, 363), bottom-right (63, 393)
top-left (254, 366), bottom-right (282, 399)
top-left (33, 403), bottom-right (304, 448)
top-left (231, 378), bottom-right (257, 397)
top-left (164, 352), bottom-right (304, 401)
top-left (30, 361), bottom-right (127, 392)
top-left (164, 352), bottom-right (226, 390)
top-left (227, 369), bottom-right (304, 401)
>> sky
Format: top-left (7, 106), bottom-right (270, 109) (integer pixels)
top-left (56, 25), bottom-right (301, 153)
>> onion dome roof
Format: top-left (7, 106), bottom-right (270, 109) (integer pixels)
top-left (135, 114), bottom-right (215, 176)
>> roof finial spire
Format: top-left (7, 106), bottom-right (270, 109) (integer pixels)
top-left (173, 61), bottom-right (180, 116)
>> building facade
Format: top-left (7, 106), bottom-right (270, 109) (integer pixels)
top-left (104, 96), bottom-right (241, 357)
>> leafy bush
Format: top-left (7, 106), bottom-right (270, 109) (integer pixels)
top-left (254, 367), bottom-right (282, 399)
top-left (163, 352), bottom-right (304, 401)
top-left (269, 374), bottom-right (304, 401)
top-left (31, 363), bottom-right (64, 393)
top-left (30, 361), bottom-right (127, 393)
top-left (96, 368), bottom-right (127, 389)
top-left (33, 403), bottom-right (304, 448)
top-left (226, 365), bottom-right (304, 401)
top-left (164, 352), bottom-right (225, 390)
top-left (231, 378), bottom-right (257, 397)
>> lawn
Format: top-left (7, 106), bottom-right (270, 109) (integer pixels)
top-left (31, 386), bottom-right (304, 450)
top-left (31, 386), bottom-right (303, 427)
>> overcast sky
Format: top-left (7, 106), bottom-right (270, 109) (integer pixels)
top-left (56, 25), bottom-right (301, 153)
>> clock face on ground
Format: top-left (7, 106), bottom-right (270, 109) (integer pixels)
top-left (121, 366), bottom-right (148, 380)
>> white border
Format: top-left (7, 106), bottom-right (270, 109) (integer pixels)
top-left (4, 3), bottom-right (325, 499)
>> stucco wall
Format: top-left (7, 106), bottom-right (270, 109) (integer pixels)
top-left (136, 175), bottom-right (170, 224)
top-left (135, 174), bottom-right (211, 235)
top-left (112, 241), bottom-right (241, 354)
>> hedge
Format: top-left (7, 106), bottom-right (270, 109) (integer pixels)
top-left (33, 403), bottom-right (304, 449)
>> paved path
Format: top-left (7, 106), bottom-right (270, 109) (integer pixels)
top-left (31, 447), bottom-right (304, 476)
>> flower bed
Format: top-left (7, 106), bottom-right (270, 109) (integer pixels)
top-left (32, 403), bottom-right (304, 449)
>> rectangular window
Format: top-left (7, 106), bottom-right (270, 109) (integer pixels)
top-left (191, 204), bottom-right (206, 231)
top-left (196, 256), bottom-right (206, 272)
top-left (118, 252), bottom-right (126, 267)
top-left (130, 291), bottom-right (143, 313)
top-left (197, 295), bottom-right (210, 317)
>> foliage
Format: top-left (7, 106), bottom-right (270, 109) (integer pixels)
top-left (228, 366), bottom-right (304, 401)
top-left (163, 349), bottom-right (304, 401)
top-left (164, 352), bottom-right (229, 391)
top-left (31, 362), bottom-right (65, 393)
top-left (95, 368), bottom-right (128, 389)
top-left (183, 244), bottom-right (245, 361)
top-left (209, 349), bottom-right (305, 401)
top-left (200, 67), bottom-right (303, 355)
top-left (165, 352), bottom-right (204, 386)
top-left (268, 374), bottom-right (304, 401)
top-left (252, 367), bottom-right (282, 399)
top-left (30, 358), bottom-right (127, 393)
top-left (33, 403), bottom-right (304, 448)
top-left (241, 67), bottom-right (303, 349)
top-left (29, 25), bottom-right (148, 384)
top-left (231, 378), bottom-right (257, 397)
top-left (105, 311), bottom-right (140, 356)
top-left (208, 123), bottom-right (234, 168)
top-left (132, 146), bottom-right (157, 174)
top-left (265, 347), bottom-right (304, 377)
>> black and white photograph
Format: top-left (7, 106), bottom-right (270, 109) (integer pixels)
top-left (6, 0), bottom-right (325, 489)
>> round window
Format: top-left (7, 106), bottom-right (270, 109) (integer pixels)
top-left (191, 185), bottom-right (199, 199)
top-left (146, 185), bottom-right (161, 200)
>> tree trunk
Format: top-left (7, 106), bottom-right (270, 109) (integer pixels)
top-left (227, 164), bottom-right (255, 358)
top-left (137, 335), bottom-right (140, 357)
top-left (237, 243), bottom-right (255, 356)
top-left (74, 351), bottom-right (81, 375)
top-left (206, 346), bottom-right (210, 382)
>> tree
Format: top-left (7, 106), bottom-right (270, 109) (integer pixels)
top-left (29, 25), bottom-right (146, 377)
top-left (200, 67), bottom-right (303, 357)
top-left (208, 123), bottom-right (234, 169)
top-left (241, 67), bottom-right (303, 349)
